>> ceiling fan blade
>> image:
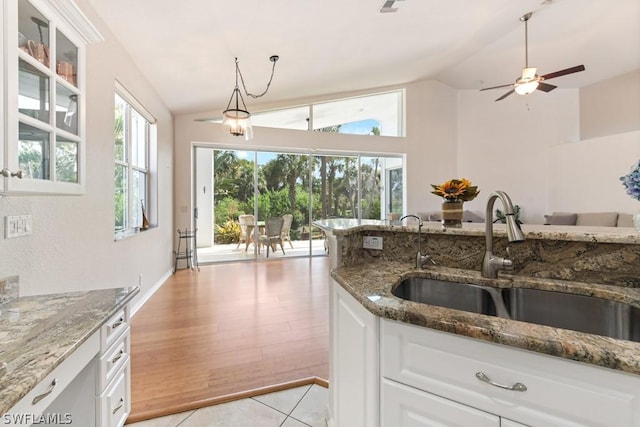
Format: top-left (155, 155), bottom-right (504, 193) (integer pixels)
top-left (541, 65), bottom-right (585, 81)
top-left (480, 83), bottom-right (514, 91)
top-left (537, 82), bottom-right (557, 92)
top-left (495, 89), bottom-right (515, 102)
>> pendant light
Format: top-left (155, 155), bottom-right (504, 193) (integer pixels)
top-left (222, 55), bottom-right (279, 140)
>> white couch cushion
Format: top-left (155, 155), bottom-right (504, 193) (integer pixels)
top-left (576, 212), bottom-right (619, 227)
top-left (617, 213), bottom-right (634, 227)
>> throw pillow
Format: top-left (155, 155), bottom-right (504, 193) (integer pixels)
top-left (616, 214), bottom-right (633, 227)
top-left (575, 212), bottom-right (619, 227)
top-left (544, 214), bottom-right (578, 225)
top-left (463, 210), bottom-right (485, 223)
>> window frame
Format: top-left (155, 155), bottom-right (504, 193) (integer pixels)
top-left (114, 81), bottom-right (155, 239)
top-left (247, 89), bottom-right (405, 137)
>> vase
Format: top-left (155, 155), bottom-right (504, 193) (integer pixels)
top-left (634, 211), bottom-right (640, 233)
top-left (441, 199), bottom-right (464, 228)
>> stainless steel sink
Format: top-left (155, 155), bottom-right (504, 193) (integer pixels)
top-left (392, 278), bottom-right (499, 316)
top-left (392, 277), bottom-right (640, 343)
top-left (503, 288), bottom-right (640, 342)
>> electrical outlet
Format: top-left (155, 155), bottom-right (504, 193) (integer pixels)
top-left (363, 236), bottom-right (383, 250)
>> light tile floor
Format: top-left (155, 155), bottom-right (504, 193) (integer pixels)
top-left (126, 385), bottom-right (328, 427)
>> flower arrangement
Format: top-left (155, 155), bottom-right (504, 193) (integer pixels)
top-left (620, 160), bottom-right (640, 201)
top-left (431, 178), bottom-right (480, 202)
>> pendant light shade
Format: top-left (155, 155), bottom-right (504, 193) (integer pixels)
top-left (222, 56), bottom-right (279, 140)
top-left (222, 87), bottom-right (252, 140)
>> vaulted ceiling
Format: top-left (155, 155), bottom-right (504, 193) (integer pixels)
top-left (87, 0), bottom-right (640, 114)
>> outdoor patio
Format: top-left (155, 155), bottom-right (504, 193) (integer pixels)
top-left (197, 237), bottom-right (327, 264)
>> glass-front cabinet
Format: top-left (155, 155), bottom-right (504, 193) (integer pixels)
top-left (1, 0), bottom-right (102, 194)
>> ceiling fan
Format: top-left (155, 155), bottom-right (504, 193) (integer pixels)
top-left (481, 12), bottom-right (585, 102)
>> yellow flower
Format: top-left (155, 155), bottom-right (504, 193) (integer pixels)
top-left (431, 178), bottom-right (480, 202)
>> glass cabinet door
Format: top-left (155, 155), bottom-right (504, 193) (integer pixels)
top-left (10, 0), bottom-right (82, 192)
top-left (3, 0), bottom-right (100, 194)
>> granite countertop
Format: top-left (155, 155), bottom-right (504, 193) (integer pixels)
top-left (314, 218), bottom-right (640, 244)
top-left (331, 261), bottom-right (640, 375)
top-left (0, 286), bottom-right (139, 415)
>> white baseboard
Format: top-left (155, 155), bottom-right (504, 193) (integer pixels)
top-left (130, 268), bottom-right (173, 317)
top-left (325, 405), bottom-right (335, 427)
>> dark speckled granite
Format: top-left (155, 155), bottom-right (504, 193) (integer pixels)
top-left (0, 286), bottom-right (139, 416)
top-left (315, 219), bottom-right (640, 376)
top-left (332, 262), bottom-right (640, 375)
top-left (331, 223), bottom-right (640, 287)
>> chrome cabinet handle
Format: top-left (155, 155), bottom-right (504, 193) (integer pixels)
top-left (111, 349), bottom-right (124, 364)
top-left (111, 318), bottom-right (124, 329)
top-left (475, 372), bottom-right (527, 392)
top-left (112, 397), bottom-right (124, 414)
top-left (32, 378), bottom-right (57, 405)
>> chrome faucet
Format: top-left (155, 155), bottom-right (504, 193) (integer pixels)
top-left (400, 214), bottom-right (435, 269)
top-left (481, 191), bottom-right (525, 278)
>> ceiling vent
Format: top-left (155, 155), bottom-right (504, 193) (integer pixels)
top-left (379, 0), bottom-right (405, 13)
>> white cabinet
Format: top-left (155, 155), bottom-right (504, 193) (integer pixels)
top-left (382, 319), bottom-right (640, 427)
top-left (4, 332), bottom-right (100, 425)
top-left (97, 307), bottom-right (132, 427)
top-left (328, 280), bottom-right (640, 427)
top-left (329, 279), bottom-right (379, 427)
top-left (382, 378), bottom-right (499, 427)
top-left (1, 0), bottom-right (102, 194)
top-left (4, 305), bottom-right (132, 427)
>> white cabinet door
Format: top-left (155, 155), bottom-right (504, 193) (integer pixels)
top-left (330, 279), bottom-right (379, 427)
top-left (1, 0), bottom-right (101, 194)
top-left (382, 319), bottom-right (640, 427)
top-left (382, 378), bottom-right (499, 427)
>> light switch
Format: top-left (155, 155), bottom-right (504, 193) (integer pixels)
top-left (5, 215), bottom-right (32, 238)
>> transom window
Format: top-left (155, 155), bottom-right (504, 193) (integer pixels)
top-left (249, 90), bottom-right (404, 137)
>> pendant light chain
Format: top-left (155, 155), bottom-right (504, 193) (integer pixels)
top-left (236, 56), bottom-right (279, 99)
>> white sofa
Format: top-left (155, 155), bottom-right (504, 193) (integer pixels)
top-left (543, 212), bottom-right (633, 227)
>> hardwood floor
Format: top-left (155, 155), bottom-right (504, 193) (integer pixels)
top-left (127, 257), bottom-right (330, 423)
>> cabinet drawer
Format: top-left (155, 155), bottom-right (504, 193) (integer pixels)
top-left (5, 332), bottom-right (99, 423)
top-left (382, 378), bottom-right (499, 427)
top-left (382, 319), bottom-right (640, 427)
top-left (98, 327), bottom-right (130, 391)
top-left (98, 364), bottom-right (130, 427)
top-left (101, 308), bottom-right (129, 351)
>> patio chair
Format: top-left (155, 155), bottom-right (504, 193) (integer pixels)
top-left (259, 217), bottom-right (285, 257)
top-left (237, 214), bottom-right (255, 251)
top-left (281, 214), bottom-right (294, 249)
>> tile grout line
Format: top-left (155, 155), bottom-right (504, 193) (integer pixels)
top-left (280, 385), bottom-right (315, 427)
top-left (175, 409), bottom-right (197, 426)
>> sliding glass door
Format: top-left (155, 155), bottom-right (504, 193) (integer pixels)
top-left (195, 146), bottom-right (403, 263)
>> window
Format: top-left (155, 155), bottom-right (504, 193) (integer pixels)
top-left (249, 90), bottom-right (404, 137)
top-left (114, 84), bottom-right (155, 237)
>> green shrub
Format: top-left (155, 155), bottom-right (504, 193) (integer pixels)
top-left (214, 220), bottom-right (241, 244)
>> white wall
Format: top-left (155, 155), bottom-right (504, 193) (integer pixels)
top-left (0, 0), bottom-right (174, 299)
top-left (173, 80), bottom-right (459, 231)
top-left (457, 89), bottom-right (580, 223)
top-left (580, 70), bottom-right (640, 140)
top-left (550, 131), bottom-right (640, 214)
top-left (457, 71), bottom-right (640, 223)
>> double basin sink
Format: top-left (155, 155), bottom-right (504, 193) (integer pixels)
top-left (392, 277), bottom-right (640, 343)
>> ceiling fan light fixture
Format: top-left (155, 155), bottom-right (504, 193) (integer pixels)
top-left (515, 80), bottom-right (539, 95)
